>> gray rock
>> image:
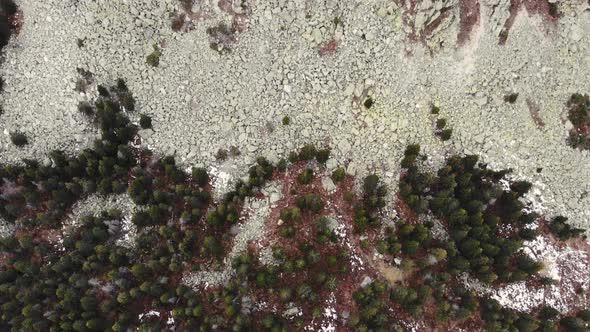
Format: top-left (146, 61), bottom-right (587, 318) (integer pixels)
top-left (283, 307), bottom-right (300, 317)
top-left (360, 276), bottom-right (373, 288)
top-left (326, 158), bottom-right (338, 170)
top-left (321, 177), bottom-right (336, 192)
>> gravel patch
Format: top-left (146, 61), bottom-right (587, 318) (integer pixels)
top-left (0, 0), bottom-right (589, 229)
top-left (0, 217), bottom-right (14, 238)
top-left (64, 193), bottom-right (138, 249)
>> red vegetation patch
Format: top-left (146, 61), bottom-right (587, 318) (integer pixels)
top-left (394, 193), bottom-right (420, 224)
top-left (526, 98), bottom-right (545, 129)
top-left (318, 39), bottom-right (338, 56)
top-left (457, 0), bottom-right (480, 46)
top-left (8, 8), bottom-right (22, 35)
top-left (499, 0), bottom-right (559, 45)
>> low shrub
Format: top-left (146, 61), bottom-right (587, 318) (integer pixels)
top-left (9, 131), bottom-right (27, 147)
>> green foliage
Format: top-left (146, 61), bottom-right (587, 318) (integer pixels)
top-left (396, 221), bottom-right (431, 255)
top-left (504, 93), bottom-right (519, 104)
top-left (390, 284), bottom-right (432, 316)
top-left (539, 306), bottom-right (559, 320)
top-left (280, 207), bottom-right (301, 221)
top-left (401, 144), bottom-right (420, 168)
top-left (548, 216), bottom-right (585, 241)
top-left (436, 118), bottom-right (447, 129)
top-left (480, 298), bottom-right (540, 332)
top-left (298, 144), bottom-right (317, 161)
top-left (282, 116), bottom-right (290, 125)
top-left (331, 167), bottom-right (346, 182)
top-left (559, 316), bottom-right (587, 332)
top-left (128, 173), bottom-right (153, 205)
top-left (377, 226), bottom-right (401, 255)
top-left (146, 50), bottom-right (162, 67)
top-left (139, 114), bottom-right (152, 129)
top-left (316, 148), bottom-right (330, 164)
top-left (191, 167), bottom-right (209, 187)
top-left (353, 174), bottom-right (387, 233)
top-left (351, 281), bottom-right (390, 329)
top-left (297, 168), bottom-right (314, 185)
top-left (296, 193), bottom-right (324, 213)
top-left (439, 128), bottom-right (453, 141)
top-left (215, 148), bottom-right (228, 161)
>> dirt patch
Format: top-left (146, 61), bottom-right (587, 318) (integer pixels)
top-left (376, 260), bottom-right (404, 284)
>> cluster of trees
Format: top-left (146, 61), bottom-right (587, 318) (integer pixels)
top-left (287, 144), bottom-right (330, 165)
top-left (350, 281), bottom-right (391, 330)
top-left (480, 299), bottom-right (590, 332)
top-left (230, 174), bottom-right (349, 325)
top-left (1, 80), bottom-right (316, 330)
top-left (0, 80), bottom-right (138, 225)
top-left (353, 174), bottom-right (388, 232)
top-left (399, 144), bottom-right (547, 283)
top-left (358, 143), bottom-right (588, 327)
top-left (429, 105), bottom-right (452, 141)
top-left (0, 210), bottom-right (166, 331)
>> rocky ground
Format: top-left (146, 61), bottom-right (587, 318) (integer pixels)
top-left (0, 0), bottom-right (589, 233)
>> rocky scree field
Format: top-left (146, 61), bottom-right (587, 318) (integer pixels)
top-left (0, 0), bottom-right (589, 331)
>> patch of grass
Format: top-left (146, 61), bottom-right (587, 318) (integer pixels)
top-left (146, 48), bottom-right (162, 67)
top-left (282, 116), bottom-right (290, 125)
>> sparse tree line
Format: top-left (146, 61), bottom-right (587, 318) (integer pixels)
top-left (0, 80), bottom-right (587, 331)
